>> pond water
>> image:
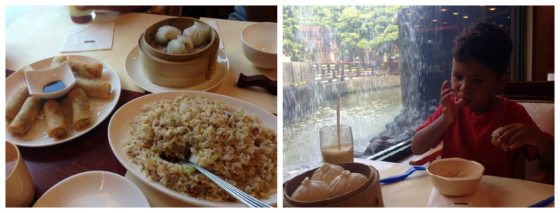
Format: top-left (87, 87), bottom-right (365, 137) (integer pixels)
top-left (283, 86), bottom-right (402, 177)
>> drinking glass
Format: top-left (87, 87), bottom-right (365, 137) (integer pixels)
top-left (69, 6), bottom-right (94, 24)
top-left (319, 125), bottom-right (354, 164)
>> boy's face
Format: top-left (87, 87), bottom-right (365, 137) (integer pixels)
top-left (451, 58), bottom-right (504, 113)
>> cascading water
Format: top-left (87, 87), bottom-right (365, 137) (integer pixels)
top-left (283, 6), bottom-right (452, 179)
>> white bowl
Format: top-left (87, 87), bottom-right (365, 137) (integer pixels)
top-left (241, 22), bottom-right (277, 69)
top-left (34, 171), bottom-right (149, 207)
top-left (25, 61), bottom-right (76, 99)
top-left (427, 158), bottom-right (485, 196)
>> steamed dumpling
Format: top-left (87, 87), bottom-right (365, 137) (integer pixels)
top-left (328, 170), bottom-right (368, 197)
top-left (166, 35), bottom-right (194, 54)
top-left (310, 163), bottom-right (344, 185)
top-left (291, 177), bottom-right (331, 202)
top-left (183, 21), bottom-right (211, 47)
top-left (155, 25), bottom-right (181, 45)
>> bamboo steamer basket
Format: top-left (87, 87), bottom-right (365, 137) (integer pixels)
top-left (138, 17), bottom-right (219, 88)
top-left (283, 162), bottom-right (384, 207)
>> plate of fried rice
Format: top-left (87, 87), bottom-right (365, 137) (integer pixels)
top-left (108, 91), bottom-right (277, 206)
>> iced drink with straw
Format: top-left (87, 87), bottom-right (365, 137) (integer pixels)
top-left (319, 95), bottom-right (354, 163)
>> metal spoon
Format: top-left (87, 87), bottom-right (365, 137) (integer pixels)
top-left (160, 154), bottom-right (271, 207)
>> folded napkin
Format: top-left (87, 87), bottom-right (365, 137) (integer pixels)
top-left (204, 20), bottom-right (224, 49)
top-left (427, 183), bottom-right (489, 207)
top-left (60, 22), bottom-right (114, 52)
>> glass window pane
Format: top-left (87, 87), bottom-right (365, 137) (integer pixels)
top-left (282, 5), bottom-right (520, 179)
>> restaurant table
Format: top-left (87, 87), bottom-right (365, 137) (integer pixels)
top-left (5, 6), bottom-right (277, 207)
top-left (6, 6), bottom-right (277, 114)
top-left (284, 158), bottom-right (554, 207)
top-left (354, 158), bottom-right (555, 207)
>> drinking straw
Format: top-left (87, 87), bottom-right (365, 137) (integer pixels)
top-left (337, 95), bottom-right (341, 149)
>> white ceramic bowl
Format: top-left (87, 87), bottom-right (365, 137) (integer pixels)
top-left (241, 22), bottom-right (277, 69)
top-left (34, 171), bottom-right (149, 207)
top-left (427, 158), bottom-right (485, 196)
top-left (25, 61), bottom-right (76, 99)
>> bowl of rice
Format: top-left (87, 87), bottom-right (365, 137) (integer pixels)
top-left (108, 91), bottom-right (277, 206)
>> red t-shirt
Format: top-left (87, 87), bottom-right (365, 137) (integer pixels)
top-left (416, 96), bottom-right (540, 178)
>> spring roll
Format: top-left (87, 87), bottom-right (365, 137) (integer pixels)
top-left (61, 96), bottom-right (74, 130)
top-left (6, 85), bottom-right (30, 121)
top-left (44, 100), bottom-right (71, 139)
top-left (75, 77), bottom-right (112, 99)
top-left (50, 56), bottom-right (68, 68)
top-left (68, 87), bottom-right (92, 131)
top-left (8, 97), bottom-right (42, 136)
top-left (51, 56), bottom-right (102, 79)
top-left (68, 60), bottom-right (103, 79)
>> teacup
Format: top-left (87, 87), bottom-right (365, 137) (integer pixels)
top-left (6, 141), bottom-right (35, 207)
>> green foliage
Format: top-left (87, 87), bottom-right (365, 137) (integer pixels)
top-left (283, 6), bottom-right (402, 62)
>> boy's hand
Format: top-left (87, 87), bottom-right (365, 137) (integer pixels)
top-left (494, 123), bottom-right (547, 149)
top-left (440, 80), bottom-right (464, 125)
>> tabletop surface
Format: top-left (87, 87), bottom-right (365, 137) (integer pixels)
top-left (355, 158), bottom-right (554, 207)
top-left (6, 6), bottom-right (277, 114)
top-left (5, 6), bottom-right (277, 207)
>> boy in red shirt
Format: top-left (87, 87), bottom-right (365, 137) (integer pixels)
top-left (411, 23), bottom-right (553, 179)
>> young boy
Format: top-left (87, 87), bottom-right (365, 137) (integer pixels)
top-left (411, 23), bottom-right (553, 179)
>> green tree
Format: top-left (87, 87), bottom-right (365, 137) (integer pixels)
top-left (283, 6), bottom-right (402, 64)
top-left (283, 6), bottom-right (306, 61)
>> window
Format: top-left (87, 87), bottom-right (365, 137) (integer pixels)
top-left (282, 6), bottom-right (521, 179)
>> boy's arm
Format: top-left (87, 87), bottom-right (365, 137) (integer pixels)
top-left (412, 80), bottom-right (463, 155)
top-left (411, 115), bottom-right (449, 155)
top-left (497, 123), bottom-right (554, 167)
top-left (535, 133), bottom-right (554, 168)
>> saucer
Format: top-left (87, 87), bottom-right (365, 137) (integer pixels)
top-left (125, 46), bottom-right (229, 93)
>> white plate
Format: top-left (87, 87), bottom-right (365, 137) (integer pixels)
top-left (33, 171), bottom-right (150, 207)
top-left (125, 47), bottom-right (230, 93)
top-left (5, 55), bottom-right (121, 147)
top-left (107, 91), bottom-right (277, 207)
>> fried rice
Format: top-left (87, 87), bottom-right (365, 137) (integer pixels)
top-left (125, 95), bottom-right (277, 202)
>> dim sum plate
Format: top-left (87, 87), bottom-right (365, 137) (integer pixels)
top-left (107, 91), bottom-right (277, 207)
top-left (125, 46), bottom-right (229, 93)
top-left (33, 171), bottom-right (150, 207)
top-left (5, 55), bottom-right (121, 147)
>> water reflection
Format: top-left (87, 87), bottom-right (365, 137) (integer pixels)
top-left (283, 86), bottom-right (402, 176)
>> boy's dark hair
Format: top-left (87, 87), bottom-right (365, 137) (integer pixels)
top-left (453, 23), bottom-right (512, 77)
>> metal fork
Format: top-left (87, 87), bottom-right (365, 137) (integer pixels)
top-left (187, 162), bottom-right (272, 208)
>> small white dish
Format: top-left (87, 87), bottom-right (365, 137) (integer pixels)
top-left (125, 46), bottom-right (230, 93)
top-left (241, 22), bottom-right (277, 69)
top-left (33, 171), bottom-right (150, 207)
top-left (25, 61), bottom-right (76, 99)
